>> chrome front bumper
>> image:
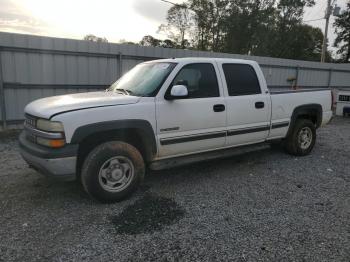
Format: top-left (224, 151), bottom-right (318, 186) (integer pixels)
top-left (19, 132), bottom-right (78, 181)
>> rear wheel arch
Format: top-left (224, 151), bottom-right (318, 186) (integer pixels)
top-left (287, 104), bottom-right (322, 136)
top-left (285, 119), bottom-right (316, 156)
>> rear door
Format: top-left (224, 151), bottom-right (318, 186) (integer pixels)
top-left (156, 62), bottom-right (227, 158)
top-left (218, 62), bottom-right (270, 146)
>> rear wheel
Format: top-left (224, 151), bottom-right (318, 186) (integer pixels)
top-left (81, 141), bottom-right (145, 203)
top-left (285, 119), bottom-right (316, 156)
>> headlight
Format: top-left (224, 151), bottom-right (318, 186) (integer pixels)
top-left (36, 119), bottom-right (64, 132)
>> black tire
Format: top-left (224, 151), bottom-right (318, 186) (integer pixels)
top-left (285, 119), bottom-right (316, 156)
top-left (81, 141), bottom-right (145, 203)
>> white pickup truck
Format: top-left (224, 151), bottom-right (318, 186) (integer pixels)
top-left (19, 58), bottom-right (333, 202)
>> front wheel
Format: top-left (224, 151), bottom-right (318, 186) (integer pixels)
top-left (285, 119), bottom-right (316, 156)
top-left (81, 141), bottom-right (145, 203)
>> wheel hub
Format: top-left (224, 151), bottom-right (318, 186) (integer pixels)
top-left (110, 166), bottom-right (123, 180)
top-left (98, 156), bottom-right (134, 193)
top-left (298, 127), bottom-right (312, 150)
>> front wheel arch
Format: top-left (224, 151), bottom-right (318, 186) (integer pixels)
top-left (71, 119), bottom-right (157, 158)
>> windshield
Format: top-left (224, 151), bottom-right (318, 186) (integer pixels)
top-left (109, 62), bottom-right (176, 96)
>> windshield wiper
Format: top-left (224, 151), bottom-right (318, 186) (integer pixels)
top-left (115, 88), bottom-right (138, 96)
top-left (114, 88), bottom-right (129, 95)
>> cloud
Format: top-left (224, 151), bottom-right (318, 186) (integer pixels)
top-left (0, 0), bottom-right (48, 34)
top-left (132, 0), bottom-right (170, 23)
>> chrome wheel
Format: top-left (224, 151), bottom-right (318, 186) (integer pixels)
top-left (98, 156), bottom-right (134, 193)
top-left (298, 127), bottom-right (312, 150)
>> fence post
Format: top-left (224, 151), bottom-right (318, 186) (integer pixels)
top-left (327, 68), bottom-right (332, 88)
top-left (0, 49), bottom-right (7, 130)
top-left (117, 52), bottom-right (123, 78)
top-left (295, 66), bottom-right (300, 87)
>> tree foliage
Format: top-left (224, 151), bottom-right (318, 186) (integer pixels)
top-left (83, 34), bottom-right (108, 43)
top-left (222, 0), bottom-right (277, 55)
top-left (140, 35), bottom-right (162, 47)
top-left (139, 35), bottom-right (177, 48)
top-left (156, 0), bottom-right (331, 61)
top-left (333, 1), bottom-right (350, 63)
top-left (158, 4), bottom-right (193, 48)
top-left (189, 0), bottom-right (229, 51)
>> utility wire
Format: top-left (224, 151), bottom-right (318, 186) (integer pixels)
top-left (160, 0), bottom-right (187, 8)
top-left (303, 17), bottom-right (324, 23)
top-left (303, 1), bottom-right (327, 23)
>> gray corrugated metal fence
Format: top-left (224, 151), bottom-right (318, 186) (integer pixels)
top-left (1, 31), bottom-right (350, 129)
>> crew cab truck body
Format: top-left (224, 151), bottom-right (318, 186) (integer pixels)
top-left (19, 58), bottom-right (333, 202)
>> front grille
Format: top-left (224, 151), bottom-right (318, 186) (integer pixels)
top-left (23, 115), bottom-right (64, 145)
top-left (24, 115), bottom-right (37, 143)
top-left (25, 114), bottom-right (36, 129)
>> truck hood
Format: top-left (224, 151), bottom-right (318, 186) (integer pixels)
top-left (25, 91), bottom-right (141, 119)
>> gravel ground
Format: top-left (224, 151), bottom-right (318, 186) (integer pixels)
top-left (0, 117), bottom-right (349, 262)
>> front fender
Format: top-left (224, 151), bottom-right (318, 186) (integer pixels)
top-left (70, 119), bottom-right (157, 158)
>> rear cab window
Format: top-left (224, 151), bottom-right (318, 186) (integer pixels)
top-left (222, 64), bottom-right (262, 96)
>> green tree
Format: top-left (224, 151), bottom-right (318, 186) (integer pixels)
top-left (119, 39), bottom-right (136, 45)
top-left (83, 34), bottom-right (108, 43)
top-left (333, 1), bottom-right (350, 63)
top-left (223, 0), bottom-right (277, 56)
top-left (158, 4), bottom-right (193, 48)
top-left (189, 0), bottom-right (229, 51)
top-left (140, 35), bottom-right (162, 47)
top-left (159, 0), bottom-right (330, 62)
top-left (284, 24), bottom-right (325, 61)
top-left (139, 35), bottom-right (177, 49)
top-left (160, 39), bottom-right (178, 48)
top-left (268, 0), bottom-right (316, 59)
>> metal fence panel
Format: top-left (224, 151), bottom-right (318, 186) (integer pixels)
top-left (298, 69), bottom-right (330, 87)
top-left (332, 71), bottom-right (350, 87)
top-left (261, 66), bottom-right (297, 88)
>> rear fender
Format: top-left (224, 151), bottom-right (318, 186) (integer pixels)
top-left (287, 104), bottom-right (322, 136)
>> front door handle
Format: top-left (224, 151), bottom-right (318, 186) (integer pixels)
top-left (213, 104), bottom-right (225, 112)
top-left (255, 101), bottom-right (265, 109)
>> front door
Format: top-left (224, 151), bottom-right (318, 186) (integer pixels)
top-left (156, 63), bottom-right (227, 158)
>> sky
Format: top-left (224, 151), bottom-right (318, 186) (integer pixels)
top-left (0, 0), bottom-right (348, 51)
top-left (0, 0), bottom-right (183, 42)
top-left (304, 0), bottom-right (348, 52)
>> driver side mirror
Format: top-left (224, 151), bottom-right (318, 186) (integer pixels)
top-left (166, 85), bottom-right (188, 100)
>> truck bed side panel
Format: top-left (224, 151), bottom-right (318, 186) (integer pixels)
top-left (268, 90), bottom-right (332, 139)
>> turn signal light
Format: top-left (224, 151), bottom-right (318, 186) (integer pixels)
top-left (49, 139), bottom-right (66, 148)
top-left (37, 137), bottom-right (66, 148)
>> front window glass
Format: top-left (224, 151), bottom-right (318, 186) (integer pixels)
top-left (109, 62), bottom-right (176, 96)
top-left (171, 63), bottom-right (219, 98)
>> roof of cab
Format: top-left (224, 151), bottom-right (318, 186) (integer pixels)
top-left (151, 57), bottom-right (258, 65)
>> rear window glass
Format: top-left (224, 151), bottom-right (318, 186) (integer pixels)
top-left (222, 64), bottom-right (261, 96)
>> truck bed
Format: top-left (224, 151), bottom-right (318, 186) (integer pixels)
top-left (268, 88), bottom-right (333, 140)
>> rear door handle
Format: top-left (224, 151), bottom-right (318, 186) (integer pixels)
top-left (255, 102), bottom-right (265, 109)
top-left (213, 104), bottom-right (225, 112)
